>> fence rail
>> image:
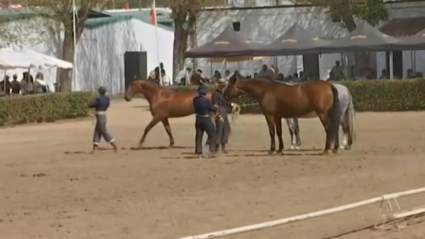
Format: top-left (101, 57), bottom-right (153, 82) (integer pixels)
top-left (177, 187), bottom-right (425, 239)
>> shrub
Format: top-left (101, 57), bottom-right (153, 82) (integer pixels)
top-left (172, 79), bottom-right (425, 112)
top-left (0, 92), bottom-right (97, 126)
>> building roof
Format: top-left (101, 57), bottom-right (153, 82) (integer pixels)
top-left (379, 17), bottom-right (425, 37)
top-left (84, 9), bottom-right (173, 30)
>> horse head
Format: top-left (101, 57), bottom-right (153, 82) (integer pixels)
top-left (224, 72), bottom-right (245, 101)
top-left (125, 80), bottom-right (142, 101)
top-left (125, 79), bottom-right (159, 101)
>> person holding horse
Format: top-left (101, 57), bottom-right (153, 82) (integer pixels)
top-left (193, 85), bottom-right (218, 157)
top-left (89, 86), bottom-right (118, 154)
top-left (211, 78), bottom-right (233, 153)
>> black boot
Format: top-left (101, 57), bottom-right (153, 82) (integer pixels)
top-left (221, 144), bottom-right (227, 154)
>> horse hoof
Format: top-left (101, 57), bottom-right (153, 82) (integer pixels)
top-left (277, 150), bottom-right (284, 155)
top-left (321, 150), bottom-right (329, 155)
top-left (340, 145), bottom-right (345, 149)
top-left (268, 150), bottom-right (275, 155)
top-left (295, 146), bottom-right (300, 150)
top-left (290, 145), bottom-right (295, 150)
top-left (332, 149), bottom-right (339, 154)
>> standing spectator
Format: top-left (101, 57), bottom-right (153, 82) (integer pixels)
top-left (20, 72), bottom-right (34, 95)
top-left (211, 70), bottom-right (221, 83)
top-left (34, 72), bottom-right (48, 93)
top-left (330, 61), bottom-right (346, 81)
top-left (0, 75), bottom-right (11, 94)
top-left (224, 70), bottom-right (231, 80)
top-left (161, 69), bottom-right (170, 86)
top-left (257, 64), bottom-right (274, 80)
top-left (10, 74), bottom-right (20, 95)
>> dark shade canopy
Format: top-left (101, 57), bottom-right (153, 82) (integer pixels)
top-left (185, 27), bottom-right (264, 58)
top-left (321, 21), bottom-right (400, 53)
top-left (253, 24), bottom-right (329, 56)
top-left (379, 17), bottom-right (425, 37)
top-left (392, 29), bottom-right (425, 50)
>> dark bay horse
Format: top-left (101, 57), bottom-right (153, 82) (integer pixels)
top-left (124, 79), bottom-right (212, 148)
top-left (225, 74), bottom-right (341, 154)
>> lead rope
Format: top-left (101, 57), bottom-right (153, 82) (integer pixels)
top-left (231, 104), bottom-right (241, 123)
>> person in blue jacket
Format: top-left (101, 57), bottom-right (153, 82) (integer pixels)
top-left (89, 86), bottom-right (118, 154)
top-left (192, 85), bottom-right (218, 157)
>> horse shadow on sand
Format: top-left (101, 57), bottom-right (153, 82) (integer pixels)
top-left (176, 148), bottom-right (325, 159)
top-left (64, 146), bottom-right (191, 155)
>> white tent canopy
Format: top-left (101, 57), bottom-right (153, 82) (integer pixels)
top-left (0, 48), bottom-right (73, 70)
top-left (26, 50), bottom-right (73, 69)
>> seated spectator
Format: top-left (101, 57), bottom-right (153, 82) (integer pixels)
top-left (277, 73), bottom-right (284, 81)
top-left (379, 69), bottom-right (388, 80)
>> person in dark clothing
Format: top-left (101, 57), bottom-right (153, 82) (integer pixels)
top-left (192, 85), bottom-right (217, 157)
top-left (89, 86), bottom-right (118, 154)
top-left (0, 75), bottom-right (11, 94)
top-left (211, 78), bottom-right (232, 153)
top-left (11, 74), bottom-right (20, 95)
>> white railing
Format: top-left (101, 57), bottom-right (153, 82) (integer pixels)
top-left (177, 187), bottom-right (425, 239)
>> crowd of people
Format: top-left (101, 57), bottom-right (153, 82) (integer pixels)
top-left (0, 72), bottom-right (49, 96)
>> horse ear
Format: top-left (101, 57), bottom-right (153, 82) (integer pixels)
top-left (235, 72), bottom-right (242, 81)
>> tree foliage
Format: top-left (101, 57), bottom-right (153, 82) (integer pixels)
top-left (35, 0), bottom-right (110, 92)
top-left (295, 0), bottom-right (388, 30)
top-left (160, 0), bottom-right (224, 79)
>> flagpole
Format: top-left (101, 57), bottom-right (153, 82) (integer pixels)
top-left (72, 0), bottom-right (77, 91)
top-left (152, 0), bottom-right (162, 85)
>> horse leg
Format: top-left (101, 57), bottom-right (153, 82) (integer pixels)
top-left (138, 116), bottom-right (161, 148)
top-left (317, 113), bottom-right (331, 154)
top-left (275, 117), bottom-right (284, 154)
top-left (161, 118), bottom-right (175, 147)
top-left (340, 120), bottom-right (349, 150)
top-left (286, 119), bottom-right (296, 150)
top-left (293, 118), bottom-right (301, 150)
top-left (264, 114), bottom-right (276, 154)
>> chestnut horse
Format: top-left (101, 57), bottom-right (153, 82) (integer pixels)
top-left (124, 79), bottom-right (212, 148)
top-left (225, 74), bottom-right (341, 154)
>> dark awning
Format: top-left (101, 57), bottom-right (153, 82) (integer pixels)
top-left (253, 24), bottom-right (329, 56)
top-left (392, 28), bottom-right (425, 50)
top-left (185, 27), bottom-right (264, 58)
top-left (321, 21), bottom-right (400, 53)
top-left (379, 18), bottom-right (425, 37)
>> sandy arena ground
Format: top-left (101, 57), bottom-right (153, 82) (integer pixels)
top-left (0, 99), bottom-right (425, 239)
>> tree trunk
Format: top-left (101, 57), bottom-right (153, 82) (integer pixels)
top-left (342, 14), bottom-right (370, 77)
top-left (59, 19), bottom-right (84, 92)
top-left (59, 27), bottom-right (74, 92)
top-left (173, 18), bottom-right (189, 80)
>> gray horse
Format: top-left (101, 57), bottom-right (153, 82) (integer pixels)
top-left (285, 83), bottom-right (355, 150)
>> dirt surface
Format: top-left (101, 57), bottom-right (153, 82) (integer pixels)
top-left (0, 99), bottom-right (425, 239)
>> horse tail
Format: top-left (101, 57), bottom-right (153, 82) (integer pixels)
top-left (329, 85), bottom-right (341, 147)
top-left (347, 92), bottom-right (356, 146)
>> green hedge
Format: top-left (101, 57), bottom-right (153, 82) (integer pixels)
top-left (0, 92), bottom-right (96, 126)
top-left (172, 79), bottom-right (425, 112)
top-left (2, 80), bottom-right (423, 127)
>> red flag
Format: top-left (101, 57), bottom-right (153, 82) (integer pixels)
top-left (150, 4), bottom-right (157, 25)
top-left (123, 2), bottom-right (129, 9)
